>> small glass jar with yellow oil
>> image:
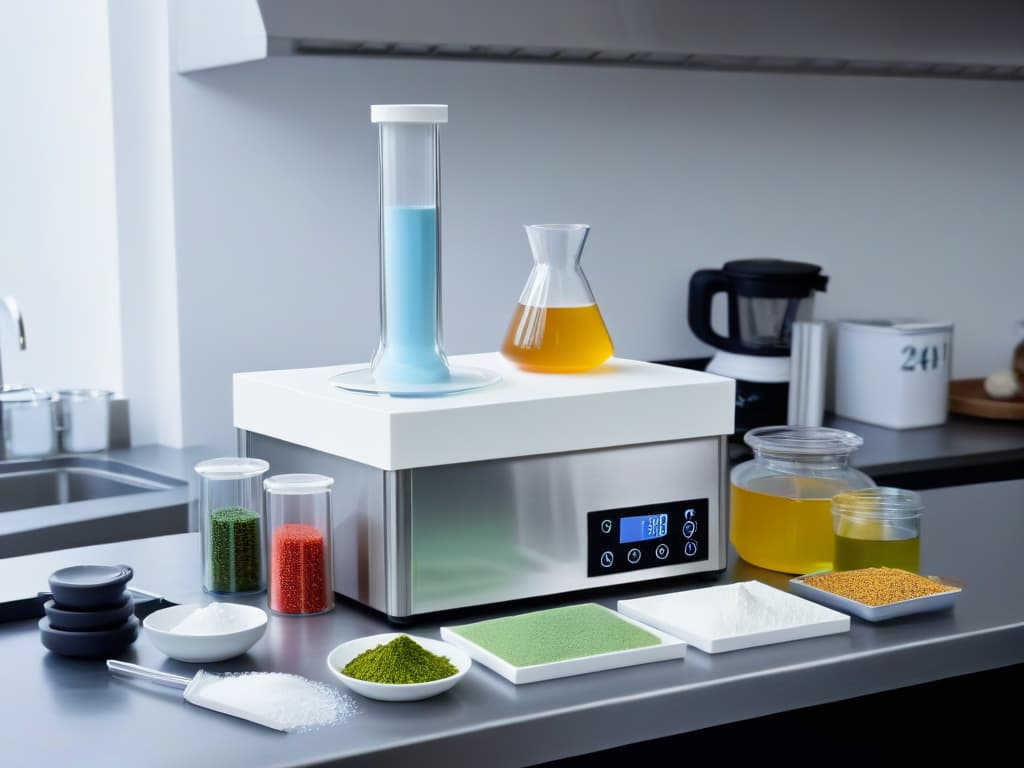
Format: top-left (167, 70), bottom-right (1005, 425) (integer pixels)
top-left (731, 426), bottom-right (875, 574)
top-left (831, 487), bottom-right (922, 573)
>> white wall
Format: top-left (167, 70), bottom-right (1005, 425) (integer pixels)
top-left (0, 1), bottom-right (123, 394)
top-left (167, 56), bottom-right (1024, 449)
top-left (107, 0), bottom-right (185, 447)
top-left (6, 12), bottom-right (1021, 451)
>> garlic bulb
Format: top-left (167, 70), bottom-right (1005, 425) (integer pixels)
top-left (984, 368), bottom-right (1020, 400)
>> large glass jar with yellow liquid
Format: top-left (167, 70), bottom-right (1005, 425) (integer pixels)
top-left (501, 224), bottom-right (613, 373)
top-left (730, 426), bottom-right (875, 574)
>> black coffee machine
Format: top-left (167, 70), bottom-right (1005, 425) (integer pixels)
top-left (688, 259), bottom-right (828, 433)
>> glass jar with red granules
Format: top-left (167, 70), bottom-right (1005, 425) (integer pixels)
top-left (264, 474), bottom-right (335, 616)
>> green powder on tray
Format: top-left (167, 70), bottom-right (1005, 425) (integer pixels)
top-left (450, 603), bottom-right (660, 667)
top-left (341, 635), bottom-right (458, 684)
top-left (209, 506), bottom-right (262, 593)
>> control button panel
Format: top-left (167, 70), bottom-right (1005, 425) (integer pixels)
top-left (587, 499), bottom-right (709, 577)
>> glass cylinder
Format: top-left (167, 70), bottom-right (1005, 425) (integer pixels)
top-left (832, 487), bottom-right (923, 573)
top-left (195, 457), bottom-right (268, 595)
top-left (265, 473), bottom-right (335, 616)
top-left (730, 426), bottom-right (875, 574)
top-left (372, 105), bottom-right (447, 386)
top-left (330, 104), bottom-right (498, 397)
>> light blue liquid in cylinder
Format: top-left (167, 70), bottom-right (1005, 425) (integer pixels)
top-left (372, 205), bottom-right (450, 385)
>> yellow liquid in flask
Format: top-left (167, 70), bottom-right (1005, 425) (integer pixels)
top-left (501, 303), bottom-right (614, 373)
top-left (731, 477), bottom-right (853, 574)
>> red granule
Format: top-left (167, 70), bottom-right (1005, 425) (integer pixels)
top-left (270, 523), bottom-right (327, 614)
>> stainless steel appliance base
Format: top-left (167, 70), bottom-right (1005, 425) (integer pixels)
top-left (241, 431), bottom-right (729, 621)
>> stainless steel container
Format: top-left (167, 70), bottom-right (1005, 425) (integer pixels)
top-left (0, 387), bottom-right (59, 460)
top-left (57, 389), bottom-right (114, 453)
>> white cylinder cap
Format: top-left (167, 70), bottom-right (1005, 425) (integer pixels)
top-left (264, 473), bottom-right (335, 495)
top-left (194, 457), bottom-right (269, 480)
top-left (371, 104), bottom-right (448, 124)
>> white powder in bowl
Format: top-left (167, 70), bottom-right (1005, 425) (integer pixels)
top-left (171, 603), bottom-right (260, 635)
top-left (185, 671), bottom-right (358, 732)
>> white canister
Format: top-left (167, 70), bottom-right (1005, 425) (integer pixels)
top-left (58, 389), bottom-right (114, 453)
top-left (0, 387), bottom-right (60, 459)
top-left (834, 320), bottom-right (953, 429)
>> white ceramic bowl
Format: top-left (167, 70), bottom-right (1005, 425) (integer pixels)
top-left (326, 632), bottom-right (471, 702)
top-left (143, 603), bottom-right (268, 663)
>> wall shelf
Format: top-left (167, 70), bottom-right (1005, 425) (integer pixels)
top-left (172, 0), bottom-right (1024, 81)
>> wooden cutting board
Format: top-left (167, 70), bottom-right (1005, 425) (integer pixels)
top-left (949, 378), bottom-right (1024, 420)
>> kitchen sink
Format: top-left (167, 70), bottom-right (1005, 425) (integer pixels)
top-left (0, 456), bottom-right (191, 558)
top-left (0, 458), bottom-right (184, 513)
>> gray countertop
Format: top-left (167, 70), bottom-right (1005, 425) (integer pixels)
top-left (721, 413), bottom-right (1024, 487)
top-left (4, 408), bottom-right (1021, 557)
top-left (832, 413), bottom-right (1024, 476)
top-left (1, 478), bottom-right (1021, 768)
top-left (0, 445), bottom-right (211, 558)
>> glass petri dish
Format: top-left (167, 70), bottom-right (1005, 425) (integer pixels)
top-left (329, 366), bottom-right (501, 397)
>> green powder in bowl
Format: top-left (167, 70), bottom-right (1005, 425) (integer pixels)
top-left (341, 635), bottom-right (458, 684)
top-left (448, 603), bottom-right (661, 667)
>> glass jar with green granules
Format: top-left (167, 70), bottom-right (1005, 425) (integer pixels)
top-left (340, 635), bottom-right (458, 684)
top-left (196, 457), bottom-right (269, 594)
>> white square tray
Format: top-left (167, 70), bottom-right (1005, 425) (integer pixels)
top-left (440, 604), bottom-right (686, 684)
top-left (617, 580), bottom-right (850, 654)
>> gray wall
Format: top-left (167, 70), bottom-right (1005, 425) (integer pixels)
top-left (170, 56), bottom-right (1024, 449)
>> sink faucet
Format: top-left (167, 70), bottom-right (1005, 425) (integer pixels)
top-left (0, 296), bottom-right (27, 390)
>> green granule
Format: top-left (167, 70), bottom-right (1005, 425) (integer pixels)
top-left (341, 635), bottom-right (458, 684)
top-left (209, 506), bottom-right (262, 593)
top-left (449, 603), bottom-right (660, 667)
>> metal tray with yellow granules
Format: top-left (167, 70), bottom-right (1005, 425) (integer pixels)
top-left (789, 569), bottom-right (962, 622)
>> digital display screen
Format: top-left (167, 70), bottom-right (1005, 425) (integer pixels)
top-left (619, 513), bottom-right (669, 544)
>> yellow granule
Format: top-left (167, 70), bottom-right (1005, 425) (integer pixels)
top-left (802, 567), bottom-right (957, 606)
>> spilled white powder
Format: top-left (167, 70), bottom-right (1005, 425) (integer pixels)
top-left (186, 671), bottom-right (358, 732)
top-left (171, 603), bottom-right (256, 635)
top-left (710, 582), bottom-right (826, 636)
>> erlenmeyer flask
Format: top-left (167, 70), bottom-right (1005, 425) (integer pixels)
top-left (500, 224), bottom-right (614, 373)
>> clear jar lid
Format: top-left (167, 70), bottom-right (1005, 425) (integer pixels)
top-left (264, 473), bottom-right (334, 495)
top-left (744, 425), bottom-right (864, 458)
top-left (832, 487), bottom-right (923, 520)
top-left (0, 386), bottom-right (57, 404)
top-left (57, 389), bottom-right (114, 401)
top-left (194, 457), bottom-right (269, 479)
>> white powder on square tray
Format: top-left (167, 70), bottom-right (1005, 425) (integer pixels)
top-left (186, 671), bottom-right (358, 732)
top-left (711, 582), bottom-right (824, 636)
top-left (172, 603), bottom-right (254, 634)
